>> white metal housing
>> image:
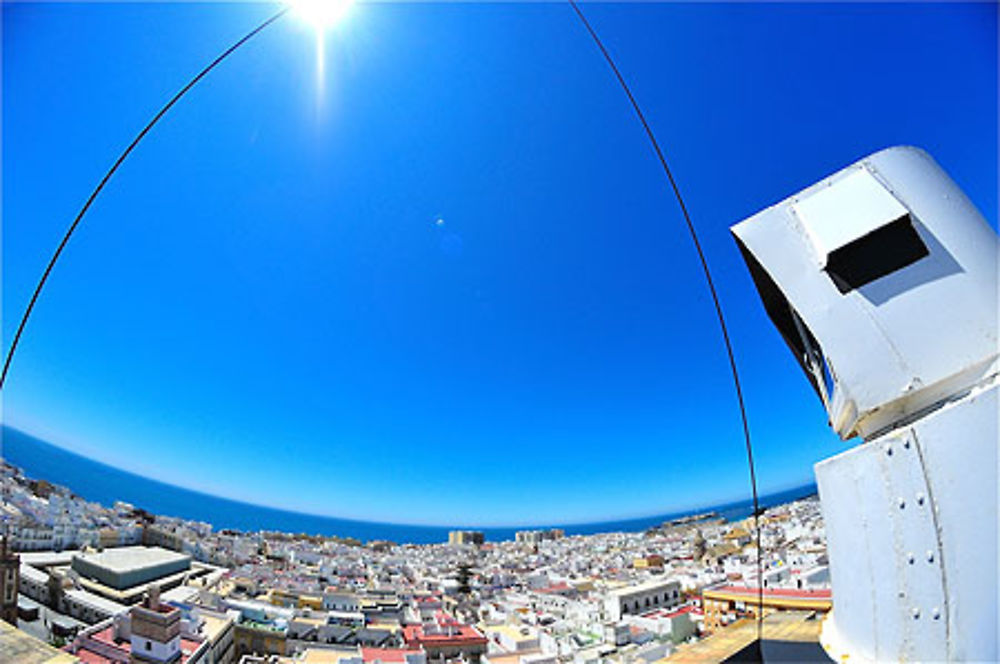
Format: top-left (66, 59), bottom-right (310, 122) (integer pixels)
top-left (731, 146), bottom-right (997, 441)
top-left (731, 146), bottom-right (999, 661)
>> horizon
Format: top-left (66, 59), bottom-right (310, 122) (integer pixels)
top-left (3, 2), bottom-right (996, 524)
top-left (1, 424), bottom-right (816, 535)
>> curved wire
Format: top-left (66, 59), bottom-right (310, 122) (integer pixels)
top-left (5, 8), bottom-right (765, 636)
top-left (566, 0), bottom-right (764, 641)
top-left (0, 6), bottom-right (290, 391)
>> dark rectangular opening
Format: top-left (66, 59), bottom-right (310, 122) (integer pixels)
top-left (722, 639), bottom-right (834, 663)
top-left (733, 236), bottom-right (827, 406)
top-left (825, 214), bottom-right (929, 293)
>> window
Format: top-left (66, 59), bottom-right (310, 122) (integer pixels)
top-left (789, 168), bottom-right (929, 293)
top-left (820, 353), bottom-right (835, 397)
top-left (824, 214), bottom-right (928, 293)
top-left (735, 238), bottom-right (835, 410)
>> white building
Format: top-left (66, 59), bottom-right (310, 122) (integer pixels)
top-left (603, 579), bottom-right (681, 622)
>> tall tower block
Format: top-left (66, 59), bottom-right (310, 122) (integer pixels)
top-left (731, 146), bottom-right (998, 661)
top-left (130, 585), bottom-right (183, 663)
top-left (0, 536), bottom-right (19, 625)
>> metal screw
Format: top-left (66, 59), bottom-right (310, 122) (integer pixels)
top-left (898, 498), bottom-right (906, 509)
top-left (912, 607), bottom-right (920, 619)
top-left (907, 553), bottom-right (915, 565)
top-left (917, 493), bottom-right (925, 506)
top-left (885, 444), bottom-right (893, 456)
top-left (927, 550), bottom-right (935, 563)
top-left (903, 439), bottom-right (911, 450)
top-left (932, 608), bottom-right (941, 620)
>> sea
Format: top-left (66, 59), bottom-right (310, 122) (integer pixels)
top-left (1, 425), bottom-right (817, 545)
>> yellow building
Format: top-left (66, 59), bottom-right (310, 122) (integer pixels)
top-left (199, 607), bottom-right (237, 664)
top-left (722, 527), bottom-right (751, 547)
top-left (265, 588), bottom-right (323, 610)
top-left (633, 555), bottom-right (665, 569)
top-left (701, 585), bottom-right (831, 631)
top-left (448, 531), bottom-right (484, 546)
top-left (234, 619), bottom-right (288, 659)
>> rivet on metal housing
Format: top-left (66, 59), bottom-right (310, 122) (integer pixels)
top-left (907, 553), bottom-right (915, 565)
top-left (932, 608), bottom-right (941, 620)
top-left (898, 498), bottom-right (906, 509)
top-left (885, 444), bottom-right (893, 456)
top-left (916, 493), bottom-right (925, 506)
top-left (912, 607), bottom-right (921, 619)
top-left (903, 439), bottom-right (911, 449)
top-left (927, 550), bottom-right (935, 563)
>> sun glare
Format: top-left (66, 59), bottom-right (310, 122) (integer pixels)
top-left (289, 0), bottom-right (355, 108)
top-left (290, 0), bottom-right (355, 29)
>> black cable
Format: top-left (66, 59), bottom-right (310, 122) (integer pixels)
top-left (4, 7), bottom-right (765, 637)
top-left (0, 6), bottom-right (290, 391)
top-left (566, 0), bottom-right (764, 642)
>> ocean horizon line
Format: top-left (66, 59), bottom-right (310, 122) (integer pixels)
top-left (1, 425), bottom-right (817, 544)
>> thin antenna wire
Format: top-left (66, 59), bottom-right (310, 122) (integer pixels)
top-left (2, 6), bottom-right (764, 634)
top-left (0, 6), bottom-right (290, 391)
top-left (566, 0), bottom-right (764, 641)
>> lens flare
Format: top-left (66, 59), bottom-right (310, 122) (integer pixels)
top-left (289, 0), bottom-right (355, 29)
top-left (289, 0), bottom-right (354, 111)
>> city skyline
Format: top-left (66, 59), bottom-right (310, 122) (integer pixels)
top-left (3, 425), bottom-right (817, 533)
top-left (3, 2), bottom-right (997, 525)
top-left (1, 448), bottom-right (833, 662)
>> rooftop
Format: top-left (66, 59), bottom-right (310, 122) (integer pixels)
top-left (608, 579), bottom-right (679, 598)
top-left (642, 605), bottom-right (700, 620)
top-left (75, 625), bottom-right (203, 664)
top-left (0, 619), bottom-right (79, 664)
top-left (709, 585), bottom-right (831, 600)
top-left (362, 647), bottom-right (424, 662)
top-left (666, 611), bottom-right (828, 662)
top-left (62, 589), bottom-right (129, 616)
top-left (488, 624), bottom-right (538, 641)
top-left (71, 547), bottom-right (190, 574)
top-left (703, 585), bottom-right (832, 610)
top-left (301, 648), bottom-right (358, 664)
top-left (200, 611), bottom-right (235, 641)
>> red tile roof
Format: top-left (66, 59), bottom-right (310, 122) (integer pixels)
top-left (73, 626), bottom-right (203, 664)
top-left (664, 605), bottom-right (701, 619)
top-left (403, 618), bottom-right (487, 648)
top-left (641, 605), bottom-right (700, 620)
top-left (73, 649), bottom-right (113, 664)
top-left (91, 627), bottom-right (122, 647)
top-left (710, 585), bottom-right (831, 600)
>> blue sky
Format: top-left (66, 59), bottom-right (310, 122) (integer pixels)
top-left (2, 2), bottom-right (996, 526)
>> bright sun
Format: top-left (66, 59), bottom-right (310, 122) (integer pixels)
top-left (289, 0), bottom-right (355, 29)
